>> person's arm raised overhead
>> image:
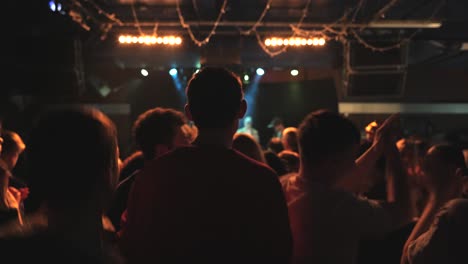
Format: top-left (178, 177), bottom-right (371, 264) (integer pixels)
top-left (340, 114), bottom-right (402, 194)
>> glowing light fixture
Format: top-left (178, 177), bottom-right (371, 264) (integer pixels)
top-left (265, 37), bottom-right (326, 47)
top-left (169, 68), bottom-right (178, 76)
top-left (141, 69), bottom-right (149, 77)
top-left (119, 35), bottom-right (182, 46)
top-left (49, 1), bottom-right (56, 12)
top-left (290, 69), bottom-right (299, 76)
top-left (256, 68), bottom-right (265, 76)
top-left (244, 74), bottom-right (250, 82)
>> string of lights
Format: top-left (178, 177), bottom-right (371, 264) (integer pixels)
top-left (255, 0), bottom-right (312, 57)
top-left (130, 0), bottom-right (144, 35)
top-left (81, 0), bottom-right (123, 25)
top-left (239, 0), bottom-right (272, 35)
top-left (176, 0), bottom-right (228, 47)
top-left (372, 0), bottom-right (400, 21)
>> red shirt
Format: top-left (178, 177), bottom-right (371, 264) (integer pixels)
top-left (120, 145), bottom-right (292, 263)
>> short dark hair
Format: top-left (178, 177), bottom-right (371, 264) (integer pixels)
top-left (268, 137), bottom-right (284, 154)
top-left (186, 67), bottom-right (244, 129)
top-left (133, 107), bottom-right (186, 160)
top-left (298, 110), bottom-right (360, 164)
top-left (282, 127), bottom-right (298, 153)
top-left (28, 107), bottom-right (118, 210)
top-left (424, 144), bottom-right (467, 172)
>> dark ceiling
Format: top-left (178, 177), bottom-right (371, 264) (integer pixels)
top-left (8, 0), bottom-right (468, 83)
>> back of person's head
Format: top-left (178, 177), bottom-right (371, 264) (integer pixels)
top-left (232, 133), bottom-right (266, 163)
top-left (0, 130), bottom-right (26, 169)
top-left (133, 107), bottom-right (186, 160)
top-left (264, 150), bottom-right (288, 176)
top-left (268, 137), bottom-right (284, 154)
top-left (299, 110), bottom-right (360, 166)
top-left (185, 67), bottom-right (245, 129)
top-left (281, 127), bottom-right (298, 152)
top-left (278, 150), bottom-right (300, 173)
top-left (28, 107), bottom-right (119, 211)
top-left (423, 144), bottom-right (467, 191)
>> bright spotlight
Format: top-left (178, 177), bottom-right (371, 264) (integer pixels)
top-left (290, 69), bottom-right (299, 76)
top-left (256, 68), bottom-right (265, 76)
top-left (169, 68), bottom-right (178, 76)
top-left (49, 1), bottom-right (56, 12)
top-left (141, 69), bottom-right (149, 77)
top-left (243, 74), bottom-right (250, 82)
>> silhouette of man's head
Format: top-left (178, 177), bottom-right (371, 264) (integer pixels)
top-left (28, 107), bottom-right (119, 211)
top-left (281, 127), bottom-right (298, 153)
top-left (299, 110), bottom-right (360, 179)
top-left (185, 67), bottom-right (246, 129)
top-left (133, 107), bottom-right (187, 160)
top-left (423, 144), bottom-right (467, 196)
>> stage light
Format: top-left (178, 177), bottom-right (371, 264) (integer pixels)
top-left (169, 68), bottom-right (178, 76)
top-left (318, 38), bottom-right (326, 46)
top-left (243, 74), bottom-right (250, 82)
top-left (290, 69), bottom-right (299, 76)
top-left (256, 68), bottom-right (265, 76)
top-left (312, 38), bottom-right (319, 46)
top-left (141, 69), bottom-right (149, 77)
top-left (49, 1), bottom-right (56, 11)
top-left (265, 37), bottom-right (326, 47)
top-left (118, 35), bottom-right (182, 46)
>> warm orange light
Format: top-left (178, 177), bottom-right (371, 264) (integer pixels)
top-left (264, 37), bottom-right (326, 47)
top-left (118, 35), bottom-right (182, 46)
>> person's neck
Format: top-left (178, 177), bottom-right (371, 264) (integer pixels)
top-left (299, 165), bottom-right (339, 188)
top-left (46, 205), bottom-right (104, 257)
top-left (193, 128), bottom-right (235, 149)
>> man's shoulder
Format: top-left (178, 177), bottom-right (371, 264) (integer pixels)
top-left (232, 149), bottom-right (277, 177)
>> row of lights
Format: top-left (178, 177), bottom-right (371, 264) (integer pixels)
top-left (119, 35), bottom-right (183, 45)
top-left (265, 37), bottom-right (326, 47)
top-left (139, 67), bottom-right (300, 78)
top-left (140, 68), bottom-right (199, 77)
top-left (242, 68), bottom-right (299, 82)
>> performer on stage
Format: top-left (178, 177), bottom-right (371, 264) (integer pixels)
top-left (236, 116), bottom-right (260, 142)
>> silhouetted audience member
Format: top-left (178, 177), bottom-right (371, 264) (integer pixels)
top-left (281, 127), bottom-right (299, 153)
top-left (402, 144), bottom-right (468, 264)
top-left (0, 107), bottom-right (123, 263)
top-left (268, 117), bottom-right (285, 140)
top-left (233, 133), bottom-right (266, 163)
top-left (120, 67), bottom-right (292, 263)
top-left (278, 150), bottom-right (300, 173)
top-left (358, 121), bottom-right (387, 200)
top-left (264, 150), bottom-right (288, 176)
top-left (0, 130), bottom-right (27, 226)
top-left (268, 137), bottom-right (284, 154)
top-left (282, 110), bottom-right (411, 264)
top-left (108, 107), bottom-right (187, 231)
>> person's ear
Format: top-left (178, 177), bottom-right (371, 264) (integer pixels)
top-left (184, 104), bottom-right (193, 121)
top-left (237, 99), bottom-right (247, 119)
